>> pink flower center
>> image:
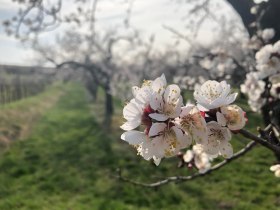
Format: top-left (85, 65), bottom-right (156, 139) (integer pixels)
top-left (142, 105), bottom-right (154, 134)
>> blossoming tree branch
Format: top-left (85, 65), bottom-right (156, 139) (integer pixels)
top-left (119, 42), bottom-right (280, 185)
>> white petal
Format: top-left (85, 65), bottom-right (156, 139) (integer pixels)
top-left (172, 126), bottom-right (191, 148)
top-left (210, 97), bottom-right (224, 109)
top-left (219, 141), bottom-right (233, 158)
top-left (180, 104), bottom-right (194, 117)
top-left (228, 122), bottom-right (245, 131)
top-left (183, 150), bottom-right (194, 162)
top-left (171, 96), bottom-right (183, 118)
top-left (270, 164), bottom-right (280, 172)
top-left (222, 127), bottom-right (232, 141)
top-left (275, 170), bottom-right (280, 177)
top-left (192, 127), bottom-right (208, 144)
top-left (216, 112), bottom-right (227, 126)
top-left (152, 74), bottom-right (166, 95)
top-left (135, 86), bottom-right (152, 105)
top-left (204, 140), bottom-right (220, 156)
top-left (153, 156), bottom-right (161, 166)
top-left (121, 131), bottom-right (145, 145)
top-left (149, 113), bottom-right (169, 121)
top-left (220, 81), bottom-right (231, 97)
top-left (164, 84), bottom-right (181, 104)
top-left (149, 136), bottom-right (166, 158)
top-left (148, 123), bottom-right (166, 137)
top-left (132, 86), bottom-right (140, 97)
top-left (196, 104), bottom-right (209, 111)
top-left (150, 93), bottom-right (163, 111)
top-left (120, 119), bottom-right (141, 131)
top-left (226, 93), bottom-right (238, 105)
top-left (123, 100), bottom-right (141, 120)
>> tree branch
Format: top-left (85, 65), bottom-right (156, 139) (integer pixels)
top-left (116, 124), bottom-right (278, 188)
top-left (116, 140), bottom-right (256, 188)
top-left (239, 128), bottom-right (280, 153)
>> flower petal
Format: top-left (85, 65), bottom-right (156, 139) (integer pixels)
top-left (148, 123), bottom-right (166, 137)
top-left (180, 104), bottom-right (194, 117)
top-left (183, 150), bottom-right (194, 162)
top-left (150, 93), bottom-right (163, 111)
top-left (153, 156), bottom-right (161, 166)
top-left (172, 126), bottom-right (191, 148)
top-left (226, 93), bottom-right (238, 105)
top-left (120, 119), bottom-right (141, 131)
top-left (121, 131), bottom-right (145, 145)
top-left (164, 84), bottom-right (181, 104)
top-left (135, 86), bottom-right (152, 105)
top-left (152, 74), bottom-right (166, 95)
top-left (123, 100), bottom-right (141, 121)
top-left (270, 164), bottom-right (280, 172)
top-left (216, 111), bottom-right (227, 126)
top-left (219, 141), bottom-right (233, 158)
top-left (132, 86), bottom-right (140, 97)
top-left (149, 113), bottom-right (169, 121)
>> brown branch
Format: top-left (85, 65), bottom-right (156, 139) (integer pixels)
top-left (116, 140), bottom-right (256, 188)
top-left (239, 128), bottom-right (280, 153)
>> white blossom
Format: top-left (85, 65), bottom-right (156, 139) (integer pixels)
top-left (256, 42), bottom-right (280, 78)
top-left (270, 164), bottom-right (280, 177)
top-left (216, 105), bottom-right (246, 131)
top-left (194, 80), bottom-right (238, 110)
top-left (183, 144), bottom-right (212, 173)
top-left (240, 72), bottom-right (266, 112)
top-left (149, 84), bottom-right (183, 121)
top-left (203, 121), bottom-right (233, 158)
top-left (175, 104), bottom-right (207, 144)
top-left (262, 28), bottom-right (275, 41)
top-left (250, 6), bottom-right (258, 15)
top-left (121, 123), bottom-right (191, 165)
top-left (120, 99), bottom-right (143, 131)
top-left (120, 74), bottom-right (167, 131)
top-left (273, 41), bottom-right (280, 54)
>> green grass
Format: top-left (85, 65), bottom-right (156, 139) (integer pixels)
top-left (0, 83), bottom-right (279, 209)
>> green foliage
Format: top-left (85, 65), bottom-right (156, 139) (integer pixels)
top-left (0, 83), bottom-right (278, 210)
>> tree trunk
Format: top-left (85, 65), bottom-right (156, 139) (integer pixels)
top-left (103, 84), bottom-right (114, 129)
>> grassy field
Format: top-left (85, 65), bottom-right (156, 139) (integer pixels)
top-left (0, 83), bottom-right (279, 210)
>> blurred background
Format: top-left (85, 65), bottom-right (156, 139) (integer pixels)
top-left (0, 0), bottom-right (279, 209)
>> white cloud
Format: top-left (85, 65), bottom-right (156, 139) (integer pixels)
top-left (0, 0), bottom-right (244, 65)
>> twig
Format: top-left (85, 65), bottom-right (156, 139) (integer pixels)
top-left (116, 125), bottom-right (278, 187)
top-left (116, 140), bottom-right (256, 188)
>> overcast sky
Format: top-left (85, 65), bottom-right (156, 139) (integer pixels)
top-left (0, 0), bottom-right (242, 66)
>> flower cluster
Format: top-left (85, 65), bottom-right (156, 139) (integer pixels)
top-left (241, 72), bottom-right (266, 112)
top-left (246, 28), bottom-right (275, 50)
top-left (173, 75), bottom-right (206, 91)
top-left (121, 76), bottom-right (247, 168)
top-left (198, 49), bottom-right (236, 80)
top-left (241, 41), bottom-right (280, 112)
top-left (183, 144), bottom-right (212, 173)
top-left (255, 41), bottom-right (280, 79)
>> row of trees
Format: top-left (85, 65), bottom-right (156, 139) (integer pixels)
top-left (0, 66), bottom-right (54, 105)
top-left (2, 0), bottom-right (280, 183)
